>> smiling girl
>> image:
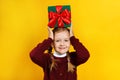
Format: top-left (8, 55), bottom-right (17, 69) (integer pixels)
top-left (30, 26), bottom-right (90, 80)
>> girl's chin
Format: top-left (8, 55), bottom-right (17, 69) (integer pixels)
top-left (58, 51), bottom-right (67, 54)
top-left (59, 52), bottom-right (65, 54)
top-left (56, 49), bottom-right (68, 54)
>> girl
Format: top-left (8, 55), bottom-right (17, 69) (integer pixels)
top-left (30, 26), bottom-right (90, 80)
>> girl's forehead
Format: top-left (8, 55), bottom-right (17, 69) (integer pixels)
top-left (54, 31), bottom-right (70, 39)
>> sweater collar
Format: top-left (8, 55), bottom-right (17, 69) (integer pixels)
top-left (53, 51), bottom-right (67, 58)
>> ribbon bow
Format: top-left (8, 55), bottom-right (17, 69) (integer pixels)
top-left (48, 6), bottom-right (71, 28)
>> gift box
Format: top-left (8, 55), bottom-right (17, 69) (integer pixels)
top-left (48, 5), bottom-right (71, 28)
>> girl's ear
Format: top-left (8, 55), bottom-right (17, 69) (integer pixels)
top-left (51, 42), bottom-right (55, 53)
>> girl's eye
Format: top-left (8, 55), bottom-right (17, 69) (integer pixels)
top-left (65, 40), bottom-right (69, 42)
top-left (55, 40), bottom-right (60, 42)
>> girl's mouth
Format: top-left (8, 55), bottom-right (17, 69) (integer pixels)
top-left (59, 47), bottom-right (65, 50)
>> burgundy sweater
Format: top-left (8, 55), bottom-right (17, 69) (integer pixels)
top-left (30, 36), bottom-right (90, 80)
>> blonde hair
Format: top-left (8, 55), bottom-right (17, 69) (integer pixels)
top-left (48, 27), bottom-right (75, 72)
top-left (67, 52), bottom-right (75, 72)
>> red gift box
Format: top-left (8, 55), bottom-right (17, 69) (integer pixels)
top-left (48, 5), bottom-right (71, 28)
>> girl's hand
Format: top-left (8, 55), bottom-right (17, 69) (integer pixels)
top-left (48, 27), bottom-right (53, 40)
top-left (70, 25), bottom-right (74, 37)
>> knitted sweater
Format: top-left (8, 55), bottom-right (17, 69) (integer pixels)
top-left (30, 36), bottom-right (90, 80)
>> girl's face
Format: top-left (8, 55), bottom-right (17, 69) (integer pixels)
top-left (53, 30), bottom-right (70, 54)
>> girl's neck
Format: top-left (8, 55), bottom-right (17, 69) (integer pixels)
top-left (53, 51), bottom-right (67, 58)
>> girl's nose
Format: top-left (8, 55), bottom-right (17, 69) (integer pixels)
top-left (60, 41), bottom-right (64, 46)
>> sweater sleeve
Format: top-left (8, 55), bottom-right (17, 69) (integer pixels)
top-left (29, 38), bottom-right (53, 68)
top-left (70, 36), bottom-right (90, 66)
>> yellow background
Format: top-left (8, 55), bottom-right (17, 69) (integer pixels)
top-left (0, 0), bottom-right (120, 80)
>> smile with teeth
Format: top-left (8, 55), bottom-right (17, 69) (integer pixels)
top-left (59, 47), bottom-right (66, 49)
